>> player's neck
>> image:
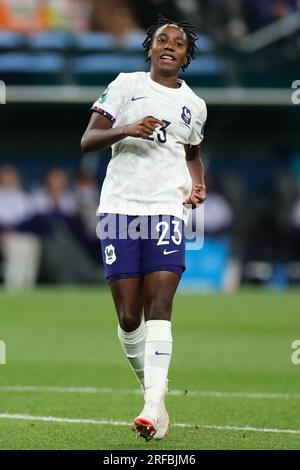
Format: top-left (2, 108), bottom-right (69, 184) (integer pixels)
top-left (150, 70), bottom-right (181, 89)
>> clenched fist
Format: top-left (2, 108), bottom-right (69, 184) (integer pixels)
top-left (123, 116), bottom-right (164, 139)
top-left (184, 183), bottom-right (206, 208)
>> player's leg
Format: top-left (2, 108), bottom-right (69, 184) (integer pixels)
top-left (110, 277), bottom-right (143, 332)
top-left (133, 215), bottom-right (185, 440)
top-left (143, 270), bottom-right (180, 400)
top-left (100, 214), bottom-right (146, 391)
top-left (109, 277), bottom-right (146, 392)
top-left (143, 270), bottom-right (180, 401)
top-left (133, 271), bottom-right (179, 439)
top-left (142, 216), bottom-right (184, 405)
top-left (143, 270), bottom-right (180, 321)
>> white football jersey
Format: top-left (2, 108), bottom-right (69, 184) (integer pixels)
top-left (91, 72), bottom-right (207, 224)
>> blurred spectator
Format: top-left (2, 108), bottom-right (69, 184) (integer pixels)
top-left (185, 175), bottom-right (239, 292)
top-left (203, 175), bottom-right (234, 236)
top-left (90, 0), bottom-right (141, 38)
top-left (243, 0), bottom-right (300, 32)
top-left (32, 167), bottom-right (77, 220)
top-left (245, 170), bottom-right (298, 263)
top-left (130, 0), bottom-right (248, 44)
top-left (203, 179), bottom-right (241, 291)
top-left (182, 0), bottom-right (248, 43)
top-left (291, 197), bottom-right (300, 229)
top-left (31, 168), bottom-right (103, 284)
top-left (75, 172), bottom-right (99, 235)
top-left (130, 0), bottom-right (182, 30)
top-left (186, 175), bottom-right (234, 238)
top-left (75, 171), bottom-right (100, 261)
top-left (204, 191), bottom-right (234, 235)
top-left (1, 0), bottom-right (299, 42)
top-left (0, 166), bottom-right (41, 289)
top-left (0, 0), bottom-right (91, 33)
top-left (269, 171), bottom-right (297, 262)
top-left (0, 0), bottom-right (141, 36)
top-left (220, 172), bottom-right (248, 255)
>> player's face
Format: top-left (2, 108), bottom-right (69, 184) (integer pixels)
top-left (150, 24), bottom-right (188, 76)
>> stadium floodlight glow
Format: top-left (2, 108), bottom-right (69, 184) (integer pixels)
top-left (0, 80), bottom-right (6, 104)
top-left (0, 340), bottom-right (6, 365)
top-left (291, 80), bottom-right (300, 105)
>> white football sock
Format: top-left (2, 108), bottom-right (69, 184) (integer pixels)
top-left (117, 320), bottom-right (146, 392)
top-left (144, 320), bottom-right (172, 405)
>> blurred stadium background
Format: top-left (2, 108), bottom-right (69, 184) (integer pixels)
top-left (1, 0), bottom-right (300, 452)
top-left (0, 0), bottom-right (300, 291)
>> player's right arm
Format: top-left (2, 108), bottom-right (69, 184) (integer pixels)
top-left (81, 114), bottom-right (163, 153)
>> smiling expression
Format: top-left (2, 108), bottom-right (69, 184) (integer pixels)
top-left (150, 24), bottom-right (188, 76)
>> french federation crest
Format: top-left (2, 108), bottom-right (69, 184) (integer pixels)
top-left (181, 106), bottom-right (191, 125)
top-left (105, 244), bottom-right (116, 265)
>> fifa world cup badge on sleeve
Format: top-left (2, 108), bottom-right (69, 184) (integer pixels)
top-left (99, 87), bottom-right (109, 105)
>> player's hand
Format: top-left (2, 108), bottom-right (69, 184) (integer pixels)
top-left (184, 184), bottom-right (206, 207)
top-left (122, 116), bottom-right (164, 139)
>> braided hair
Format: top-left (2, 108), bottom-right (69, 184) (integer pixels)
top-left (142, 15), bottom-right (198, 72)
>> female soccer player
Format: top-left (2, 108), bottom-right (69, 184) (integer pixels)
top-left (81, 16), bottom-right (207, 441)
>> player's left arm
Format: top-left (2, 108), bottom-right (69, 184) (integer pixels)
top-left (184, 144), bottom-right (206, 206)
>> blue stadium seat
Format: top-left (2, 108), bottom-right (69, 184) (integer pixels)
top-left (0, 53), bottom-right (32, 84)
top-left (185, 56), bottom-right (224, 75)
top-left (121, 32), bottom-right (146, 52)
top-left (30, 54), bottom-right (65, 85)
top-left (195, 34), bottom-right (215, 53)
top-left (30, 54), bottom-right (65, 72)
top-left (72, 54), bottom-right (146, 85)
top-left (0, 53), bottom-right (65, 85)
top-left (27, 32), bottom-right (73, 51)
top-left (183, 56), bottom-right (226, 86)
top-left (0, 31), bottom-right (25, 51)
top-left (74, 32), bottom-right (116, 52)
top-left (0, 53), bottom-right (30, 72)
top-left (73, 55), bottom-right (124, 74)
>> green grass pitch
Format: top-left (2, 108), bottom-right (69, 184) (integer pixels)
top-left (0, 288), bottom-right (299, 450)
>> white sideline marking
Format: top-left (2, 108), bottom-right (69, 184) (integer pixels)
top-left (0, 386), bottom-right (299, 400)
top-left (0, 413), bottom-right (299, 435)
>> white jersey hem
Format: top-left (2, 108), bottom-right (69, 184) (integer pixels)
top-left (96, 204), bottom-right (190, 225)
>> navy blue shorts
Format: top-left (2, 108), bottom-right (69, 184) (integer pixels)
top-left (99, 214), bottom-right (186, 283)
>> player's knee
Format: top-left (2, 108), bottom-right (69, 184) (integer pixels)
top-left (118, 311), bottom-right (141, 332)
top-left (146, 298), bottom-right (171, 321)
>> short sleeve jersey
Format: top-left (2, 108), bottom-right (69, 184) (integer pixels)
top-left (91, 72), bottom-right (207, 224)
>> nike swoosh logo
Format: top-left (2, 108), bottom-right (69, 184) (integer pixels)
top-left (155, 351), bottom-right (171, 356)
top-left (131, 96), bottom-right (147, 101)
top-left (163, 249), bottom-right (179, 255)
